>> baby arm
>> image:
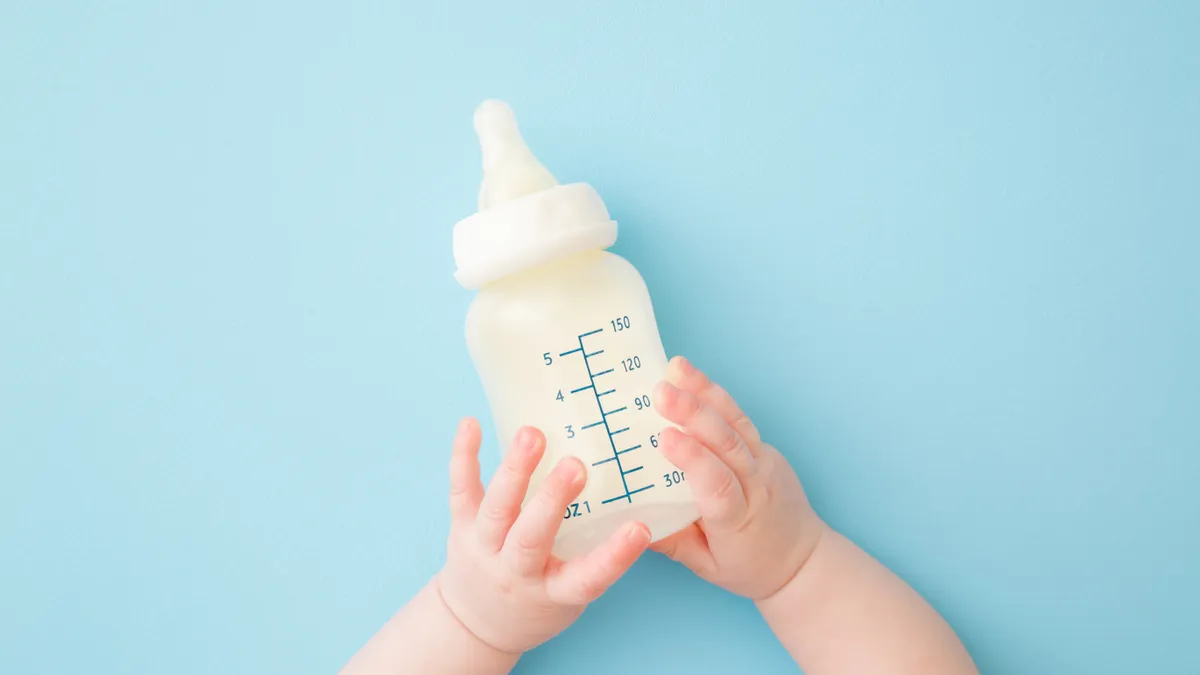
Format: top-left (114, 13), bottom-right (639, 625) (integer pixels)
top-left (652, 357), bottom-right (977, 675)
top-left (341, 420), bottom-right (651, 675)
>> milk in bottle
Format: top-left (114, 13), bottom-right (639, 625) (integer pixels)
top-left (453, 100), bottom-right (699, 559)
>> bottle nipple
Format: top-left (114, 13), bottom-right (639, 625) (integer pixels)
top-left (474, 100), bottom-right (558, 211)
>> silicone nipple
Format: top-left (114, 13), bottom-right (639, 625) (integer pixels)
top-left (474, 100), bottom-right (558, 211)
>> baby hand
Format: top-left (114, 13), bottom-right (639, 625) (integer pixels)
top-left (651, 356), bottom-right (828, 600)
top-left (436, 419), bottom-right (652, 655)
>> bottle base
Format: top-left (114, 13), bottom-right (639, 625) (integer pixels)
top-left (552, 501), bottom-right (700, 560)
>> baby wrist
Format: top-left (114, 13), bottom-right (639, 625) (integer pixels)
top-left (432, 575), bottom-right (523, 667)
top-left (754, 522), bottom-right (833, 607)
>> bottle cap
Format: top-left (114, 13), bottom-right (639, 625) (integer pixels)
top-left (453, 100), bottom-right (617, 289)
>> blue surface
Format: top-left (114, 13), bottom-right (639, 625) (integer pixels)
top-left (2, 2), bottom-right (1198, 673)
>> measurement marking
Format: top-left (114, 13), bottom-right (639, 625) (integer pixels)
top-left (590, 446), bottom-right (641, 466)
top-left (598, 389), bottom-right (616, 397)
top-left (570, 384), bottom-right (594, 394)
top-left (627, 485), bottom-right (654, 498)
top-left (610, 427), bottom-right (630, 435)
top-left (602, 406), bottom-right (627, 417)
top-left (593, 368), bottom-right (615, 377)
top-left (600, 483), bottom-right (654, 504)
top-left (559, 348), bottom-right (582, 357)
top-left (580, 421), bottom-right (604, 430)
top-left (622, 466), bottom-right (644, 475)
top-left (575, 327), bottom-right (635, 503)
top-left (585, 350), bottom-right (604, 357)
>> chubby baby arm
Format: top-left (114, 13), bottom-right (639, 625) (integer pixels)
top-left (341, 419), bottom-right (651, 675)
top-left (653, 357), bottom-right (977, 675)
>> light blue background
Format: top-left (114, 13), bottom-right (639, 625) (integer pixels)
top-left (3, 2), bottom-right (1198, 673)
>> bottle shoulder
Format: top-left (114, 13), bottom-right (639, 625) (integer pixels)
top-left (473, 250), bottom-right (644, 301)
top-left (465, 250), bottom-right (649, 335)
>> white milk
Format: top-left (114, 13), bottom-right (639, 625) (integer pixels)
top-left (453, 100), bottom-right (698, 559)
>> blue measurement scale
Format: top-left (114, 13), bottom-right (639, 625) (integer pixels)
top-left (556, 323), bottom-right (659, 506)
top-left (526, 306), bottom-right (695, 556)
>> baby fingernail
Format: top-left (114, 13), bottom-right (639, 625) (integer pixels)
top-left (627, 523), bottom-right (650, 543)
top-left (517, 427), bottom-right (537, 448)
top-left (558, 459), bottom-right (583, 482)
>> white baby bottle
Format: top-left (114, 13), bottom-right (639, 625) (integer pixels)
top-left (453, 100), bottom-right (699, 559)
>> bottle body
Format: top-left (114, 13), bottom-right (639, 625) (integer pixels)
top-left (465, 250), bottom-right (698, 559)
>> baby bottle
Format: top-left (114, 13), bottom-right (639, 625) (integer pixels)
top-left (453, 100), bottom-right (699, 559)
